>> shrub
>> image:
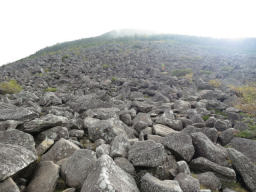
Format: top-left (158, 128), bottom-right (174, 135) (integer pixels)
top-left (0, 80), bottom-right (22, 94)
top-left (209, 79), bottom-right (222, 88)
top-left (44, 87), bottom-right (57, 92)
top-left (202, 115), bottom-right (210, 121)
top-left (102, 64), bottom-right (109, 69)
top-left (111, 77), bottom-right (117, 82)
top-left (172, 68), bottom-right (192, 77)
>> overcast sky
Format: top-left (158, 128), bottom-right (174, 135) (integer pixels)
top-left (0, 0), bottom-right (256, 65)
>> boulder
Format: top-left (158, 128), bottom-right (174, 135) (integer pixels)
top-left (191, 132), bottom-right (228, 166)
top-left (173, 100), bottom-right (191, 112)
top-left (41, 138), bottom-right (79, 162)
top-left (175, 173), bottom-right (200, 192)
top-left (61, 149), bottom-right (96, 188)
top-left (22, 114), bottom-right (69, 133)
top-left (197, 172), bottom-right (221, 191)
top-left (177, 161), bottom-right (191, 175)
top-left (128, 140), bottom-right (166, 167)
top-left (110, 134), bottom-right (130, 158)
top-left (0, 178), bottom-right (20, 192)
top-left (219, 128), bottom-right (237, 146)
top-left (81, 155), bottom-right (139, 192)
top-left (40, 92), bottom-right (62, 106)
top-left (214, 120), bottom-right (229, 131)
top-left (190, 157), bottom-right (236, 180)
top-left (26, 161), bottom-right (59, 192)
top-left (163, 132), bottom-right (195, 162)
top-left (86, 107), bottom-right (120, 120)
top-left (227, 148), bottom-right (256, 192)
top-left (141, 173), bottom-right (183, 192)
top-left (38, 126), bottom-right (69, 141)
top-left (0, 102), bottom-right (37, 121)
top-left (96, 144), bottom-right (111, 158)
top-left (36, 137), bottom-right (54, 155)
top-left (114, 157), bottom-right (135, 175)
top-left (132, 101), bottom-right (153, 113)
top-left (133, 113), bottom-right (153, 132)
top-left (153, 124), bottom-right (178, 137)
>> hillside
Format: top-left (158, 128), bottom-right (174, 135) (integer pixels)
top-left (0, 31), bottom-right (256, 192)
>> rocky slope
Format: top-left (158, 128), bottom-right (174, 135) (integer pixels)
top-left (0, 31), bottom-right (256, 192)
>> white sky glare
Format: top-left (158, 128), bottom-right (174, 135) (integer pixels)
top-left (0, 0), bottom-right (256, 65)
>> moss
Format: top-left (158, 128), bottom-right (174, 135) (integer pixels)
top-left (200, 70), bottom-right (212, 75)
top-left (171, 68), bottom-right (192, 77)
top-left (214, 109), bottom-right (228, 118)
top-left (102, 64), bottom-right (109, 69)
top-left (61, 55), bottom-right (69, 62)
top-left (202, 115), bottom-right (210, 121)
top-left (111, 77), bottom-right (117, 82)
top-left (0, 80), bottom-right (22, 94)
top-left (222, 180), bottom-right (248, 192)
top-left (44, 87), bottom-right (57, 92)
top-left (235, 120), bottom-right (256, 139)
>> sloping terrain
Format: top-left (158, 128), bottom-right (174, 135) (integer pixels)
top-left (0, 31), bottom-right (256, 192)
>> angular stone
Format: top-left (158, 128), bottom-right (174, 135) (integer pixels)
top-left (132, 101), bottom-right (153, 113)
top-left (227, 148), bottom-right (256, 192)
top-left (40, 92), bottom-right (62, 106)
top-left (128, 140), bottom-right (165, 167)
top-left (110, 134), bottom-right (130, 158)
top-left (41, 138), bottom-right (79, 162)
top-left (61, 149), bottom-right (96, 188)
top-left (86, 107), bottom-right (120, 120)
top-left (38, 126), bottom-right (69, 141)
top-left (175, 173), bottom-right (200, 192)
top-left (191, 132), bottom-right (228, 166)
top-left (219, 128), bottom-right (237, 146)
top-left (0, 178), bottom-right (20, 192)
top-left (114, 157), bottom-right (135, 175)
top-left (133, 113), bottom-right (153, 132)
top-left (153, 124), bottom-right (178, 137)
top-left (173, 100), bottom-right (191, 112)
top-left (81, 155), bottom-right (139, 192)
top-left (163, 132), bottom-right (195, 162)
top-left (190, 157), bottom-right (236, 180)
top-left (215, 120), bottom-right (229, 131)
top-left (36, 137), bottom-right (54, 155)
top-left (141, 173), bottom-right (183, 192)
top-left (96, 144), bottom-right (111, 158)
top-left (197, 172), bottom-right (221, 191)
top-left (26, 161), bottom-right (59, 192)
top-left (177, 161), bottom-right (191, 175)
top-left (23, 114), bottom-right (69, 133)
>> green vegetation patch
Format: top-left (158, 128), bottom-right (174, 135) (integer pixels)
top-left (0, 80), bottom-right (22, 94)
top-left (222, 180), bottom-right (248, 192)
top-left (202, 115), bottom-right (210, 121)
top-left (44, 87), bottom-right (57, 92)
top-left (235, 117), bottom-right (256, 139)
top-left (171, 68), bottom-right (192, 77)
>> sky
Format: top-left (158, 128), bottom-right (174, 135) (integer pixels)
top-left (0, 0), bottom-right (256, 65)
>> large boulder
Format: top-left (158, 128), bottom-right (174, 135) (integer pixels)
top-left (114, 157), bottom-right (135, 175)
top-left (110, 134), bottom-right (130, 158)
top-left (229, 137), bottom-right (256, 163)
top-left (173, 100), bottom-right (191, 112)
top-left (190, 157), bottom-right (236, 180)
top-left (41, 138), bottom-right (79, 162)
top-left (153, 124), bottom-right (178, 137)
top-left (175, 173), bottom-right (200, 192)
top-left (128, 140), bottom-right (166, 167)
top-left (86, 107), bottom-right (120, 120)
top-left (81, 155), bottom-right (139, 192)
top-left (197, 172), bottom-right (221, 191)
top-left (163, 132), bottom-right (195, 162)
top-left (40, 92), bottom-right (62, 106)
top-left (0, 130), bottom-right (37, 181)
top-left (141, 173), bottom-right (183, 192)
top-left (191, 132), bottom-right (228, 166)
top-left (0, 102), bottom-right (37, 121)
top-left (0, 178), bottom-right (20, 192)
top-left (22, 114), bottom-right (69, 133)
top-left (133, 113), bottom-right (153, 132)
top-left (61, 149), bottom-right (97, 188)
top-left (26, 161), bottom-right (60, 192)
top-left (37, 126), bottom-right (69, 141)
top-left (227, 148), bottom-right (256, 192)
top-left (84, 117), bottom-right (133, 143)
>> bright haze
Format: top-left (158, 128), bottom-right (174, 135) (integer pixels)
top-left (0, 0), bottom-right (256, 65)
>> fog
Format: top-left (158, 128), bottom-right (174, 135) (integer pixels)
top-left (0, 0), bottom-right (256, 65)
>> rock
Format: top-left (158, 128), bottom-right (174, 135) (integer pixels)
top-left (0, 120), bottom-right (22, 131)
top-left (36, 137), bottom-right (54, 155)
top-left (190, 157), bottom-right (236, 180)
top-left (120, 112), bottom-right (132, 126)
top-left (38, 126), bottom-right (69, 141)
top-left (0, 102), bottom-right (38, 121)
top-left (26, 161), bottom-right (59, 192)
top-left (114, 157), bottom-right (135, 175)
top-left (229, 137), bottom-right (256, 163)
top-left (147, 134), bottom-right (165, 144)
top-left (227, 148), bottom-right (256, 192)
top-left (155, 110), bottom-right (183, 131)
top-left (197, 172), bottom-right (221, 191)
top-left (163, 132), bottom-right (195, 162)
top-left (0, 130), bottom-right (37, 181)
top-left (69, 129), bottom-right (84, 138)
top-left (133, 113), bottom-right (153, 132)
top-left (203, 128), bottom-right (218, 143)
top-left (132, 101), bottom-right (153, 113)
top-left (81, 155), bottom-right (139, 192)
top-left (219, 128), bottom-right (237, 146)
top-left (61, 149), bottom-right (96, 188)
top-left (110, 134), bottom-right (130, 158)
top-left (86, 107), bottom-right (120, 120)
top-left (22, 114), bottom-right (69, 133)
top-left (215, 120), bottom-right (229, 131)
top-left (175, 173), bottom-right (200, 192)
top-left (191, 132), bottom-right (228, 166)
top-left (177, 161), bottom-right (191, 175)
top-left (96, 144), bottom-right (111, 158)
top-left (128, 140), bottom-right (166, 167)
top-left (155, 155), bottom-right (179, 180)
top-left (84, 117), bottom-right (132, 143)
top-left (173, 100), bottom-right (191, 112)
top-left (41, 138), bottom-right (79, 162)
top-left (205, 117), bottom-right (216, 128)
top-left (62, 189), bottom-right (75, 192)
top-left (153, 124), bottom-right (178, 137)
top-left (141, 173), bottom-right (183, 192)
top-left (0, 178), bottom-right (20, 192)
top-left (40, 92), bottom-right (62, 106)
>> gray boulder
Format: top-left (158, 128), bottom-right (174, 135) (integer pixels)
top-left (227, 148), bottom-right (256, 192)
top-left (141, 173), bottom-right (183, 192)
top-left (23, 114), bottom-right (69, 133)
top-left (132, 101), bottom-right (153, 113)
top-left (177, 161), bottom-right (191, 175)
top-left (0, 178), bottom-right (20, 192)
top-left (110, 134), bottom-right (130, 158)
top-left (41, 138), bottom-right (79, 162)
top-left (0, 102), bottom-right (38, 121)
top-left (163, 133), bottom-right (195, 162)
top-left (197, 172), bottom-right (221, 191)
top-left (133, 113), bottom-right (153, 132)
top-left (173, 100), bottom-right (191, 112)
top-left (190, 157), bottom-right (236, 180)
top-left (114, 157), bottom-right (135, 175)
top-left (40, 92), bottom-right (62, 106)
top-left (38, 126), bottom-right (69, 141)
top-left (128, 140), bottom-right (166, 167)
top-left (191, 132), bottom-right (228, 166)
top-left (61, 149), bottom-right (96, 188)
top-left (153, 124), bottom-right (178, 137)
top-left (96, 144), bottom-right (111, 158)
top-left (81, 155), bottom-right (139, 192)
top-left (26, 161), bottom-right (59, 192)
top-left (155, 110), bottom-right (183, 131)
top-left (229, 137), bottom-right (256, 163)
top-left (36, 137), bottom-right (54, 155)
top-left (0, 120), bottom-right (22, 131)
top-left (175, 173), bottom-right (200, 192)
top-left (214, 120), bottom-right (229, 131)
top-left (219, 128), bottom-right (237, 146)
top-left (86, 107), bottom-right (120, 120)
